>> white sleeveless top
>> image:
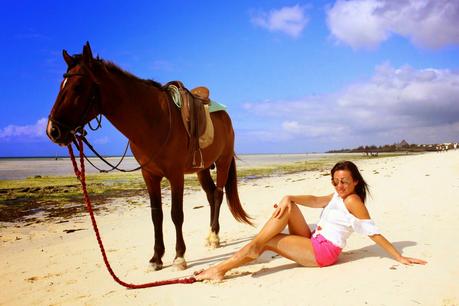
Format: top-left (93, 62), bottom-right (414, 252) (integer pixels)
top-left (312, 192), bottom-right (380, 248)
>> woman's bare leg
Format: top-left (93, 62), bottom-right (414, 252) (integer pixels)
top-left (287, 203), bottom-right (312, 238)
top-left (264, 234), bottom-right (317, 267)
top-left (195, 203), bottom-right (315, 281)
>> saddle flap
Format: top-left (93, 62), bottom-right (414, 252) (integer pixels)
top-left (165, 81), bottom-right (215, 167)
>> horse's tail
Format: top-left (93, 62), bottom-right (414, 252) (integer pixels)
top-left (225, 156), bottom-right (253, 226)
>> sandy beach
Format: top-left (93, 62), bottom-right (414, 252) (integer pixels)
top-left (1, 151), bottom-right (458, 306)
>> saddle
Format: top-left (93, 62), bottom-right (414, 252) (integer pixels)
top-left (165, 81), bottom-right (214, 168)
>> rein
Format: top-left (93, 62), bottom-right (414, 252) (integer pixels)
top-left (76, 136), bottom-right (140, 173)
top-left (80, 91), bottom-right (173, 173)
top-left (68, 135), bottom-right (196, 288)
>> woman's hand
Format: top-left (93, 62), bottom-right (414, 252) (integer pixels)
top-left (272, 196), bottom-right (292, 219)
top-left (396, 256), bottom-right (427, 265)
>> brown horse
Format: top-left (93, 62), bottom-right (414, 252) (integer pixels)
top-left (46, 42), bottom-right (251, 271)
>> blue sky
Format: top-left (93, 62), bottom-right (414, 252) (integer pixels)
top-left (1, 0), bottom-right (458, 157)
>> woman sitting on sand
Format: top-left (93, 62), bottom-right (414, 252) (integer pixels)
top-left (196, 161), bottom-right (426, 281)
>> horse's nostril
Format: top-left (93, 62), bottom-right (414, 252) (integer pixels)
top-left (50, 127), bottom-right (61, 140)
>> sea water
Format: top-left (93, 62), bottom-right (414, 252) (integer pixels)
top-left (0, 153), bottom-right (352, 180)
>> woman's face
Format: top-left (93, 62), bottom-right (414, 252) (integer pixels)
top-left (332, 169), bottom-right (358, 199)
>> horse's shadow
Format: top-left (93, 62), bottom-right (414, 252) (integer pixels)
top-left (185, 235), bottom-right (255, 268)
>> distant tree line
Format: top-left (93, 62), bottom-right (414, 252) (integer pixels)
top-left (327, 140), bottom-right (439, 154)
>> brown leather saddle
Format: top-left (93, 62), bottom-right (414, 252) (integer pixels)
top-left (164, 81), bottom-right (214, 168)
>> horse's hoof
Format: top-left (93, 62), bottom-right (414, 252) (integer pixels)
top-left (206, 231), bottom-right (220, 249)
top-left (149, 258), bottom-right (163, 271)
top-left (173, 257), bottom-right (187, 271)
top-left (151, 262), bottom-right (163, 271)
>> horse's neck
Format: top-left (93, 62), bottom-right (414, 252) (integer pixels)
top-left (99, 73), bottom-right (170, 147)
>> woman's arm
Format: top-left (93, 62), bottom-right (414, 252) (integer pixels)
top-left (345, 196), bottom-right (427, 265)
top-left (272, 194), bottom-right (332, 219)
top-left (284, 194), bottom-right (333, 208)
top-left (370, 234), bottom-right (427, 265)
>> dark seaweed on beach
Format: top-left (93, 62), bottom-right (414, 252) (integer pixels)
top-left (0, 180), bottom-right (147, 223)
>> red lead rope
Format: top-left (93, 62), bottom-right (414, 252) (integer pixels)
top-left (68, 136), bottom-right (196, 288)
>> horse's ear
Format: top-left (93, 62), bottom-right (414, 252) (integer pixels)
top-left (82, 41), bottom-right (93, 66)
top-left (63, 50), bottom-right (74, 67)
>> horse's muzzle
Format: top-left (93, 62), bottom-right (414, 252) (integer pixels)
top-left (46, 119), bottom-right (73, 146)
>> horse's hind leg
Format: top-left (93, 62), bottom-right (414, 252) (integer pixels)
top-left (197, 168), bottom-right (222, 248)
top-left (142, 170), bottom-right (165, 271)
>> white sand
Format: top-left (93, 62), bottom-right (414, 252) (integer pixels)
top-left (1, 151), bottom-right (458, 306)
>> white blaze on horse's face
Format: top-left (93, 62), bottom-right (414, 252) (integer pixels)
top-left (62, 78), bottom-right (68, 89)
top-left (46, 120), bottom-right (53, 138)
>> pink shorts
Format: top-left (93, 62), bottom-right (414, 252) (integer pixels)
top-left (311, 234), bottom-right (342, 267)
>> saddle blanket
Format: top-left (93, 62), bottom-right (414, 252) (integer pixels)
top-left (208, 99), bottom-right (227, 113)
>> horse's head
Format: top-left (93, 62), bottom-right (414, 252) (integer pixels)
top-left (47, 42), bottom-right (101, 146)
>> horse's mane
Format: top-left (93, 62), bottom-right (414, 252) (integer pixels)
top-left (91, 56), bottom-right (163, 89)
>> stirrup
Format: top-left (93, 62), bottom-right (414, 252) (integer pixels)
top-left (192, 149), bottom-right (204, 169)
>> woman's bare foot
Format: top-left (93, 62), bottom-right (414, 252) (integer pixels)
top-left (194, 266), bottom-right (225, 282)
top-left (193, 242), bottom-right (262, 282)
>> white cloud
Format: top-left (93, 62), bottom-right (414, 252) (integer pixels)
top-left (239, 63), bottom-right (459, 150)
top-left (251, 5), bottom-right (309, 38)
top-left (326, 0), bottom-right (459, 49)
top-left (338, 63), bottom-right (459, 128)
top-left (282, 120), bottom-right (347, 138)
top-left (0, 118), bottom-right (48, 142)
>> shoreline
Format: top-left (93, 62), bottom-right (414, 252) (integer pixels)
top-left (1, 151), bottom-right (458, 305)
top-left (0, 152), bottom-right (410, 180)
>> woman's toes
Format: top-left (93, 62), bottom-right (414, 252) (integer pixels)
top-left (193, 269), bottom-right (204, 276)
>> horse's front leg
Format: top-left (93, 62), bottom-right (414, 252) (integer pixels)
top-left (169, 174), bottom-right (187, 270)
top-left (142, 170), bottom-right (165, 271)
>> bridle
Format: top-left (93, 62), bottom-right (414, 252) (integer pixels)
top-left (50, 65), bottom-right (173, 173)
top-left (48, 70), bottom-right (102, 138)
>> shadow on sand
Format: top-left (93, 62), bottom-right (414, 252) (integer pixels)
top-left (201, 240), bottom-right (419, 280)
top-left (184, 235), bottom-right (255, 269)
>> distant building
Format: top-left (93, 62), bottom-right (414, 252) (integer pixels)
top-left (396, 140), bottom-right (410, 149)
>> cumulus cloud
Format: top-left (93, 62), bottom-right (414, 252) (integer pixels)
top-left (251, 5), bottom-right (309, 38)
top-left (0, 118), bottom-right (48, 142)
top-left (326, 0), bottom-right (459, 49)
top-left (240, 63), bottom-right (459, 150)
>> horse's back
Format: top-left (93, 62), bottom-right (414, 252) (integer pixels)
top-left (209, 111), bottom-right (234, 149)
top-left (211, 110), bottom-right (233, 131)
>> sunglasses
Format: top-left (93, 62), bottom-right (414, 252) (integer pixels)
top-left (331, 178), bottom-right (352, 186)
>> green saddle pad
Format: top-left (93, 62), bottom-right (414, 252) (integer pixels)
top-left (208, 99), bottom-right (227, 113)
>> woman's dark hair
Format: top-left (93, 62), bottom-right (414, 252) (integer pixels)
top-left (331, 160), bottom-right (370, 203)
